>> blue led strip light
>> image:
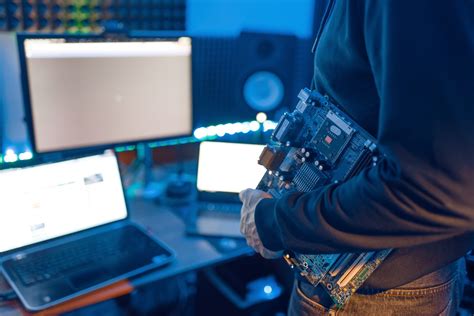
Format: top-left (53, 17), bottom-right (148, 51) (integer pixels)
top-left (0, 120), bottom-right (277, 163)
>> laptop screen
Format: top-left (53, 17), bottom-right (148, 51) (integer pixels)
top-left (196, 142), bottom-right (267, 194)
top-left (0, 151), bottom-right (127, 253)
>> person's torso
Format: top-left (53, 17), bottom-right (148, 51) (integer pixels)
top-left (311, 0), bottom-right (473, 289)
top-left (313, 0), bottom-right (379, 137)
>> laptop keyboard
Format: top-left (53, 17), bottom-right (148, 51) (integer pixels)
top-left (9, 225), bottom-right (163, 287)
top-left (12, 238), bottom-right (122, 286)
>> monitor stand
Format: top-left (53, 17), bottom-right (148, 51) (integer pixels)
top-left (122, 143), bottom-right (195, 202)
top-left (123, 144), bottom-right (165, 199)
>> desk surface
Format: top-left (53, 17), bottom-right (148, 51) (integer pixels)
top-left (129, 198), bottom-right (252, 287)
top-left (0, 197), bottom-right (252, 315)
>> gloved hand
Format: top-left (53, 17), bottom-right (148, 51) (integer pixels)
top-left (239, 188), bottom-right (284, 259)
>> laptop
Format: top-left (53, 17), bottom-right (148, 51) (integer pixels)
top-left (0, 150), bottom-right (175, 311)
top-left (186, 141), bottom-right (267, 238)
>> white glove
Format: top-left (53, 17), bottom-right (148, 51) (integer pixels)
top-left (239, 188), bottom-right (284, 259)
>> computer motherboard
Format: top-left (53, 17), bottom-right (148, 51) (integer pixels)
top-left (256, 88), bottom-right (392, 308)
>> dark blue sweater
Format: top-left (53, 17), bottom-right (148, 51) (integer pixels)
top-left (255, 0), bottom-right (474, 288)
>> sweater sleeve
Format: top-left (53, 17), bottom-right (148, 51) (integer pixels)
top-left (255, 0), bottom-right (474, 254)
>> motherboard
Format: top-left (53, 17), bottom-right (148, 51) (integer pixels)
top-left (256, 88), bottom-right (391, 308)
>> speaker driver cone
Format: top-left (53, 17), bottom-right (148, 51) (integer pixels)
top-left (243, 71), bottom-right (284, 112)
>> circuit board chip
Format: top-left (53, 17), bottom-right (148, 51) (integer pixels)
top-left (313, 111), bottom-right (354, 165)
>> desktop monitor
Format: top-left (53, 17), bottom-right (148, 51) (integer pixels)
top-left (18, 34), bottom-right (192, 154)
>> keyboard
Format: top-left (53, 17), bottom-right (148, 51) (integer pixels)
top-left (2, 223), bottom-right (174, 311)
top-left (9, 225), bottom-right (166, 287)
top-left (13, 239), bottom-right (122, 286)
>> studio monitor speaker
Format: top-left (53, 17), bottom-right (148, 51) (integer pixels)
top-left (192, 32), bottom-right (313, 128)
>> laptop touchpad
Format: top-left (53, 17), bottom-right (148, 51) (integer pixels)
top-left (69, 267), bottom-right (108, 290)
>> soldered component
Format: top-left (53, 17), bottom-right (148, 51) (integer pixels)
top-left (312, 111), bottom-right (354, 165)
top-left (293, 163), bottom-right (328, 192)
top-left (258, 146), bottom-right (288, 171)
top-left (272, 112), bottom-right (304, 144)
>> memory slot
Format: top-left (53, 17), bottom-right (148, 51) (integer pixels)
top-left (328, 254), bottom-right (355, 277)
top-left (337, 252), bottom-right (375, 288)
top-left (345, 148), bottom-right (372, 180)
top-left (327, 255), bottom-right (345, 276)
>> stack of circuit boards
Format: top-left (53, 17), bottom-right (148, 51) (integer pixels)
top-left (257, 88), bottom-right (391, 307)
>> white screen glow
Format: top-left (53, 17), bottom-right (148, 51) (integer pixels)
top-left (197, 142), bottom-right (267, 194)
top-left (23, 38), bottom-right (192, 153)
top-left (0, 151), bottom-right (128, 253)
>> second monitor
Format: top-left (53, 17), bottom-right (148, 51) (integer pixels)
top-left (19, 34), bottom-right (192, 154)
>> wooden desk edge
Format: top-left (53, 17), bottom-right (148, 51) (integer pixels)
top-left (11, 280), bottom-right (134, 316)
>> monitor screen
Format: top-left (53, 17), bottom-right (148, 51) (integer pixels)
top-left (21, 36), bottom-right (192, 153)
top-left (197, 141), bottom-right (267, 194)
top-left (0, 150), bottom-right (127, 253)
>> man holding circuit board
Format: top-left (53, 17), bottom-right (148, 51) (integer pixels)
top-left (240, 1), bottom-right (474, 315)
